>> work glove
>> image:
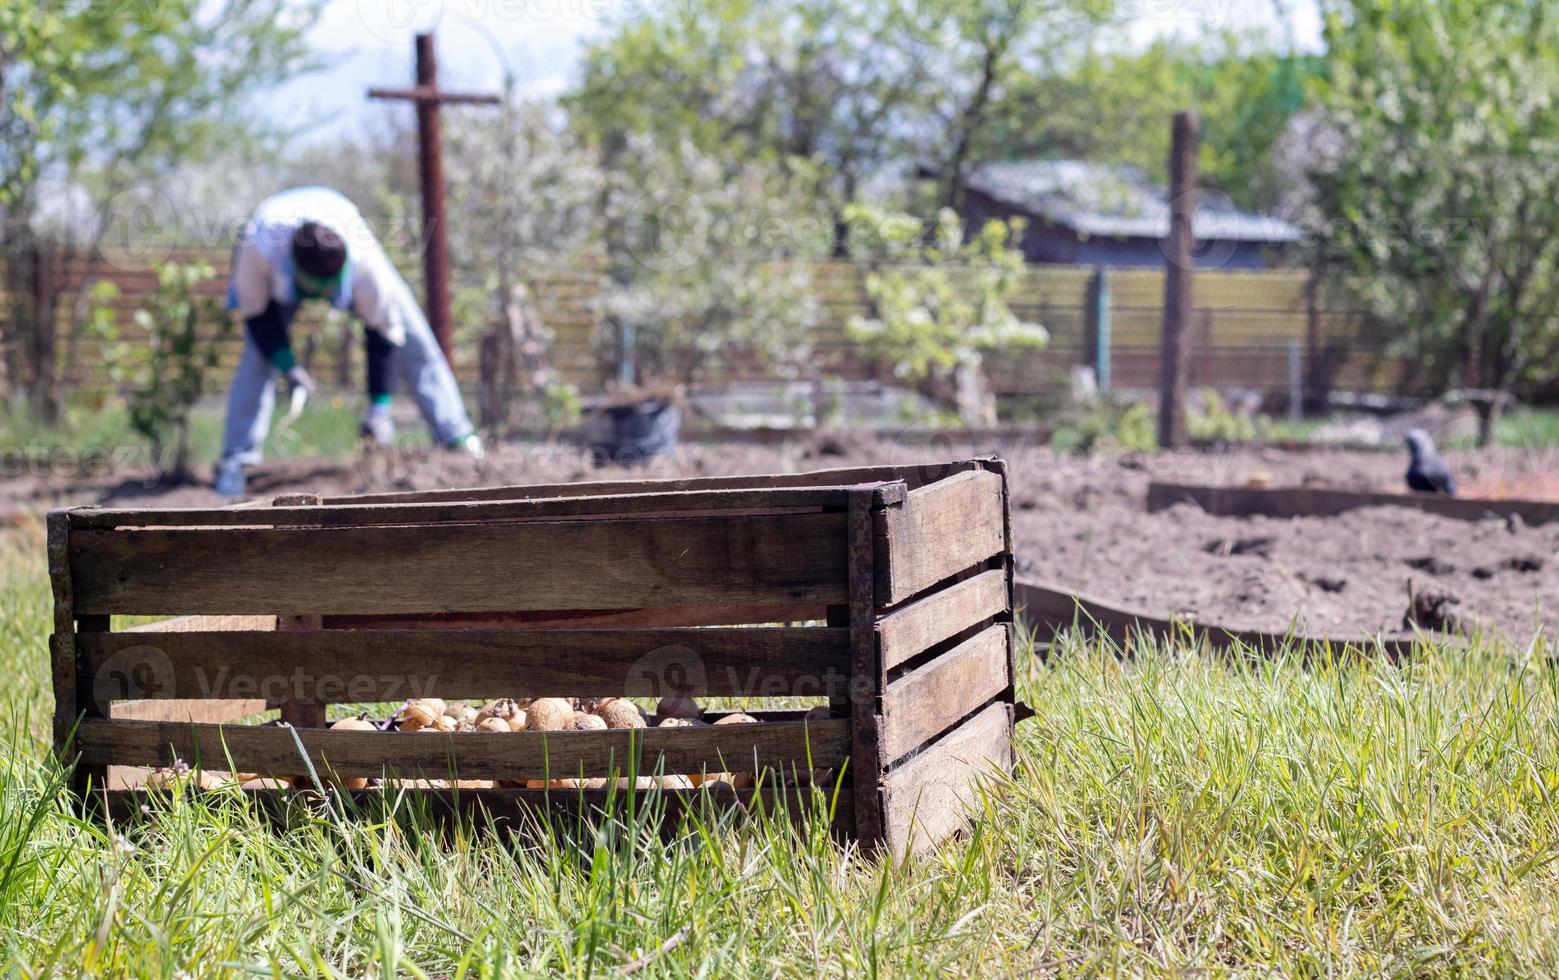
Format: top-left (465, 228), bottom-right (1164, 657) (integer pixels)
top-left (284, 364), bottom-right (316, 397)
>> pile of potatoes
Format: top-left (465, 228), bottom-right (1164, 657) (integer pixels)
top-left (367, 694), bottom-right (831, 791)
top-left (141, 697), bottom-right (832, 793)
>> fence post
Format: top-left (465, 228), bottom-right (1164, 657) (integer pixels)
top-left (1090, 265), bottom-right (1112, 392)
top-left (1287, 339), bottom-right (1303, 424)
top-left (1159, 110), bottom-right (1198, 449)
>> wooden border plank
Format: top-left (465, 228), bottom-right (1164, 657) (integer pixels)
top-left (879, 624), bottom-right (1009, 764)
top-left (1015, 577), bottom-right (1416, 659)
top-left (873, 469), bottom-right (1006, 604)
top-left (70, 512), bottom-right (849, 616)
top-left (1147, 481), bottom-right (1559, 527)
top-left (875, 569), bottom-right (1009, 672)
top-left (75, 718), bottom-right (849, 780)
top-left (881, 701), bottom-right (1013, 858)
top-left (78, 627), bottom-right (851, 702)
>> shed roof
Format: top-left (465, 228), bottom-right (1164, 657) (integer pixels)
top-left (965, 159), bottom-right (1302, 243)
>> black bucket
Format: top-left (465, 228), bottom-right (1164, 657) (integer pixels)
top-left (588, 399), bottom-right (681, 466)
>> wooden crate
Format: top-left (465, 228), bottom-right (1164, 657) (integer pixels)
top-left (47, 458), bottom-right (1019, 856)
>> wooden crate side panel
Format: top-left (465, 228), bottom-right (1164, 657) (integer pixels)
top-left (879, 624), bottom-right (1009, 764)
top-left (874, 469), bottom-right (1006, 604)
top-left (875, 569), bottom-right (1009, 671)
top-left (881, 702), bottom-right (1013, 858)
top-left (70, 512), bottom-right (849, 616)
top-left (78, 627), bottom-right (851, 702)
top-left (75, 718), bottom-right (849, 781)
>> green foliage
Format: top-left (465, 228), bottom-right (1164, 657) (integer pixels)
top-left (1188, 388), bottom-right (1261, 444)
top-left (571, 0), bottom-right (1115, 241)
top-left (1050, 397), bottom-right (1156, 452)
top-left (1, 0), bottom-right (320, 215)
top-left (598, 136), bottom-right (821, 387)
top-left (1311, 0), bottom-right (1559, 410)
top-left (847, 206), bottom-right (1047, 424)
top-left (104, 262), bottom-right (229, 483)
top-left (542, 383), bottom-right (583, 433)
top-left (999, 36), bottom-right (1319, 213)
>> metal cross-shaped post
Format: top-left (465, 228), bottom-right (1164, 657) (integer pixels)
top-left (369, 32), bottom-right (501, 367)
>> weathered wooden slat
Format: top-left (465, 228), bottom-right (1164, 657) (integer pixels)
top-left (874, 469), bottom-right (1006, 604)
top-left (320, 461), bottom-right (953, 507)
top-left (100, 783), bottom-right (852, 834)
top-left (1147, 481), bottom-right (1559, 527)
top-left (107, 700), bottom-right (270, 722)
top-left (76, 718), bottom-right (850, 780)
top-left (875, 569), bottom-right (1008, 671)
top-left (847, 487), bottom-right (886, 849)
top-left (881, 701), bottom-right (1013, 858)
top-left (71, 486), bottom-right (855, 529)
top-left (78, 627), bottom-right (850, 702)
top-left (272, 494), bottom-right (329, 728)
top-left (46, 511), bottom-right (78, 759)
top-left (879, 624), bottom-right (1009, 764)
top-left (70, 512), bottom-right (849, 616)
top-left (323, 603), bottom-right (827, 630)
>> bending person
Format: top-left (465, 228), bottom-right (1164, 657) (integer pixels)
top-left (215, 186), bottom-right (482, 496)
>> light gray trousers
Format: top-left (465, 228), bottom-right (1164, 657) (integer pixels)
top-left (220, 282), bottom-right (473, 465)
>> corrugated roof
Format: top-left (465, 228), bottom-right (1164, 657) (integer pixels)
top-left (966, 159), bottom-right (1302, 243)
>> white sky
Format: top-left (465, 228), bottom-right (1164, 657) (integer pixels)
top-left (271, 0), bottom-right (1325, 146)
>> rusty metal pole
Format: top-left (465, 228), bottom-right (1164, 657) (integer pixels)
top-left (1159, 110), bottom-right (1198, 450)
top-left (414, 33), bottom-right (454, 366)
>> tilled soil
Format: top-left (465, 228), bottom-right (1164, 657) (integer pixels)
top-left (3, 433), bottom-right (1554, 643)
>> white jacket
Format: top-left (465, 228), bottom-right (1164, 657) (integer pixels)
top-left (228, 186), bottom-right (411, 346)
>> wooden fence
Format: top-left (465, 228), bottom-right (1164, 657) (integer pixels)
top-left (1, 249), bottom-right (1400, 403)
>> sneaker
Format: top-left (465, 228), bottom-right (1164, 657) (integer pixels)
top-left (359, 406), bottom-right (396, 447)
top-left (214, 458), bottom-right (247, 497)
top-left (448, 433), bottom-right (486, 461)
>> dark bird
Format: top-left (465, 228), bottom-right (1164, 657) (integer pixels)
top-left (1404, 429), bottom-right (1457, 496)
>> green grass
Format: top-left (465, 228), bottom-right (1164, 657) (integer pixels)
top-left (1, 523), bottom-right (1558, 974)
